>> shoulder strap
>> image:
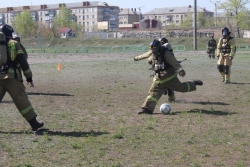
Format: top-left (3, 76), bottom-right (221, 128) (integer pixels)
top-left (0, 32), bottom-right (8, 65)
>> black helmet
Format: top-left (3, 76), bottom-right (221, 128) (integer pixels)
top-left (150, 39), bottom-right (162, 55)
top-left (150, 39), bottom-right (162, 50)
top-left (222, 27), bottom-right (230, 38)
top-left (0, 24), bottom-right (15, 38)
top-left (160, 37), bottom-right (168, 44)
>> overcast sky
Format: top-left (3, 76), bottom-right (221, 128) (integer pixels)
top-left (0, 0), bottom-right (231, 13)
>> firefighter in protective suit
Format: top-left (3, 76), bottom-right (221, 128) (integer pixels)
top-left (137, 39), bottom-right (203, 114)
top-left (207, 35), bottom-right (217, 59)
top-left (134, 37), bottom-right (175, 102)
top-left (0, 24), bottom-right (44, 131)
top-left (0, 34), bottom-right (28, 102)
top-left (217, 27), bottom-right (236, 84)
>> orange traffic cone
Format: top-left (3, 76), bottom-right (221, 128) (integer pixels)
top-left (57, 63), bottom-right (62, 70)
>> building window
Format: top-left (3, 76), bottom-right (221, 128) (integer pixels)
top-left (92, 21), bottom-right (95, 25)
top-left (86, 15), bottom-right (89, 18)
top-left (92, 15), bottom-right (95, 18)
top-left (176, 20), bottom-right (179, 24)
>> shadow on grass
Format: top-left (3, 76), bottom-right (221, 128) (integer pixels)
top-left (0, 129), bottom-right (109, 137)
top-left (175, 100), bottom-right (229, 105)
top-left (26, 92), bottom-right (74, 96)
top-left (229, 82), bottom-right (250, 85)
top-left (190, 101), bottom-right (229, 105)
top-left (172, 109), bottom-right (236, 116)
top-left (35, 129), bottom-right (109, 137)
top-left (0, 101), bottom-right (13, 103)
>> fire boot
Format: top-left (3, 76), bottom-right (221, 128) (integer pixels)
top-left (190, 80), bottom-right (203, 86)
top-left (138, 108), bottom-right (153, 115)
top-left (28, 116), bottom-right (44, 131)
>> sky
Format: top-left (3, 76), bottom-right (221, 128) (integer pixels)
top-left (0, 0), bottom-right (228, 13)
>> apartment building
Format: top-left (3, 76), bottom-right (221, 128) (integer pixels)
top-left (143, 5), bottom-right (214, 27)
top-left (0, 1), bottom-right (120, 32)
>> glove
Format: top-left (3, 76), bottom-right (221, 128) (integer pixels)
top-left (179, 70), bottom-right (186, 77)
top-left (134, 57), bottom-right (137, 61)
top-left (147, 57), bottom-right (153, 65)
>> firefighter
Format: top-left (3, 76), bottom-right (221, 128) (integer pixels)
top-left (0, 34), bottom-right (28, 103)
top-left (134, 37), bottom-right (175, 102)
top-left (207, 35), bottom-right (217, 59)
top-left (0, 24), bottom-right (44, 131)
top-left (137, 39), bottom-right (203, 114)
top-left (217, 27), bottom-right (236, 84)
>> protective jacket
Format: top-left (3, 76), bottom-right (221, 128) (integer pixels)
top-left (208, 39), bottom-right (217, 49)
top-left (217, 35), bottom-right (236, 57)
top-left (0, 39), bottom-right (32, 82)
top-left (151, 49), bottom-right (182, 84)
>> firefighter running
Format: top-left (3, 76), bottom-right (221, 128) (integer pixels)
top-left (134, 37), bottom-right (176, 102)
top-left (0, 24), bottom-right (44, 131)
top-left (137, 39), bottom-right (203, 114)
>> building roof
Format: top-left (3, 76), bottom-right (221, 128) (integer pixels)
top-left (0, 1), bottom-right (118, 13)
top-left (144, 5), bottom-right (213, 15)
top-left (119, 8), bottom-right (140, 15)
top-left (58, 27), bottom-right (72, 33)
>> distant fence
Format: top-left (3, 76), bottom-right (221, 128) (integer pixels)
top-left (206, 44), bottom-right (249, 51)
top-left (26, 45), bottom-right (187, 54)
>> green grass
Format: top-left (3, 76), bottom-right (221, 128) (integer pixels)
top-left (0, 51), bottom-right (250, 166)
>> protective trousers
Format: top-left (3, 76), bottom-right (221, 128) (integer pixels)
top-left (208, 49), bottom-right (216, 59)
top-left (0, 78), bottom-right (37, 121)
top-left (142, 76), bottom-right (196, 112)
top-left (217, 55), bottom-right (232, 82)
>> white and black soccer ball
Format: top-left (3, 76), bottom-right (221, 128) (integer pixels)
top-left (160, 103), bottom-right (171, 115)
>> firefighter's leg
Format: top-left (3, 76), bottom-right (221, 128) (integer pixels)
top-left (224, 56), bottom-right (233, 83)
top-left (211, 49), bottom-right (215, 59)
top-left (217, 55), bottom-right (225, 82)
top-left (5, 79), bottom-right (44, 130)
top-left (167, 88), bottom-right (175, 102)
top-left (141, 80), bottom-right (166, 113)
top-left (0, 81), bottom-right (6, 103)
top-left (164, 77), bottom-right (201, 93)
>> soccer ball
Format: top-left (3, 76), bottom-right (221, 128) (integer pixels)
top-left (160, 103), bottom-right (171, 115)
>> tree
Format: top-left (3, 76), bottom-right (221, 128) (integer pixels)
top-left (13, 10), bottom-right (37, 37)
top-left (197, 12), bottom-right (206, 28)
top-left (53, 6), bottom-right (75, 29)
top-left (165, 22), bottom-right (176, 38)
top-left (181, 14), bottom-right (193, 29)
top-left (218, 0), bottom-right (250, 38)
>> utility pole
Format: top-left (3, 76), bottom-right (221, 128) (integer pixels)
top-left (193, 0), bottom-right (197, 50)
top-left (136, 6), bottom-right (145, 20)
top-left (210, 0), bottom-right (220, 27)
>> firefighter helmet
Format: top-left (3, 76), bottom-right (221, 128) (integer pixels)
top-left (222, 27), bottom-right (230, 38)
top-left (160, 37), bottom-right (168, 44)
top-left (0, 24), bottom-right (15, 39)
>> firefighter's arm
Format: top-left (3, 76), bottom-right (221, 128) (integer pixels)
top-left (164, 51), bottom-right (185, 77)
top-left (134, 50), bottom-right (152, 61)
top-left (229, 38), bottom-right (236, 58)
top-left (15, 43), bottom-right (33, 85)
top-left (216, 38), bottom-right (222, 57)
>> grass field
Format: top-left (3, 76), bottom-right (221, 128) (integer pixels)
top-left (0, 51), bottom-right (250, 167)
